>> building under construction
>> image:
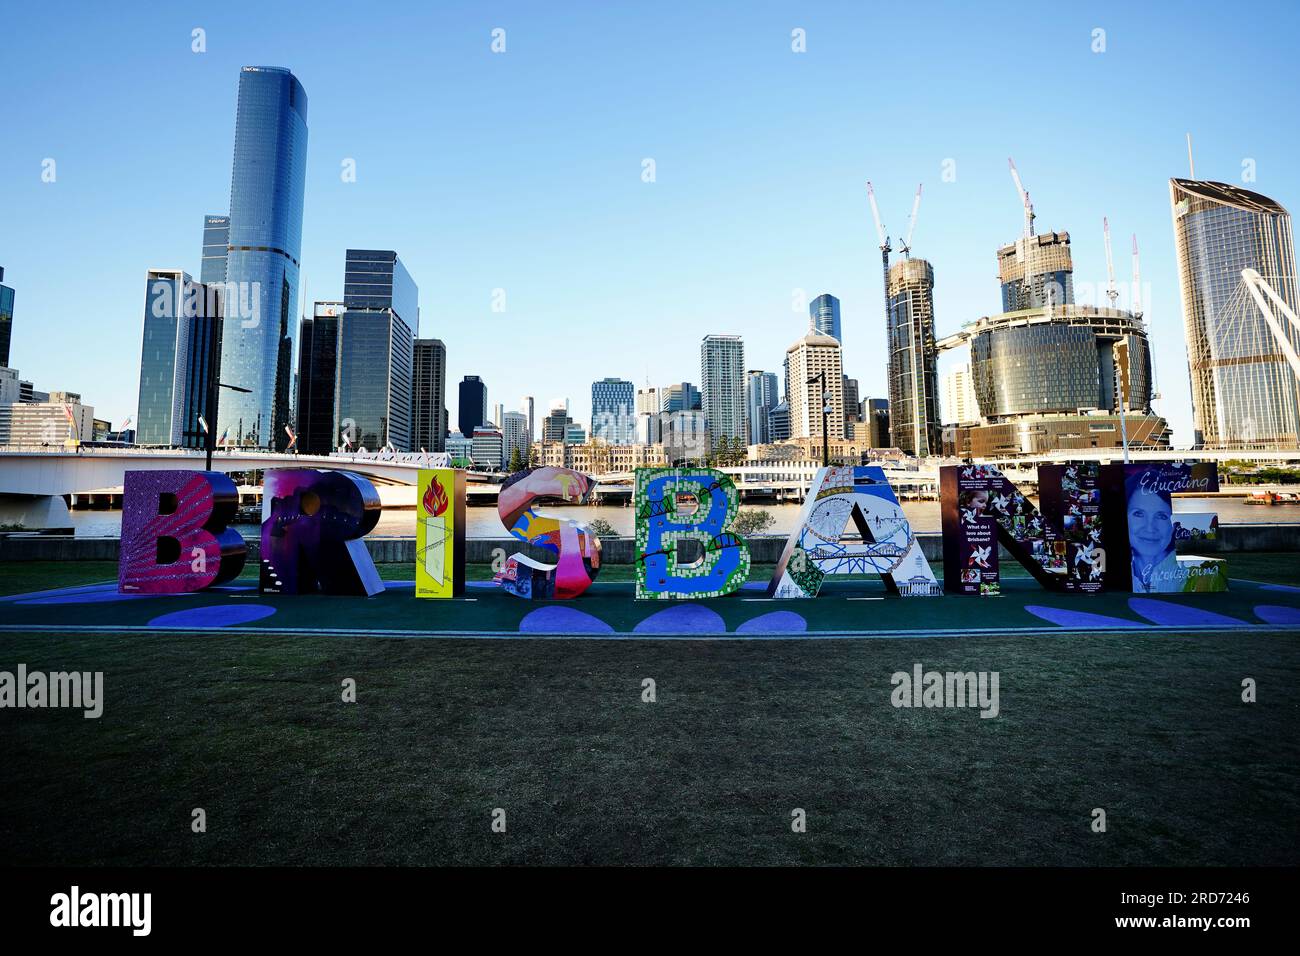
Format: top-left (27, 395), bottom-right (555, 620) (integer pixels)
top-left (886, 257), bottom-right (941, 457)
top-left (935, 160), bottom-right (1169, 458)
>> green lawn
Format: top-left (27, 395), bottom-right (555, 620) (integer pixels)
top-left (1, 556), bottom-right (1297, 866)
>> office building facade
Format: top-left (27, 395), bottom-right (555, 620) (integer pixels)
top-left (135, 269), bottom-right (222, 448)
top-left (502, 410), bottom-right (529, 466)
top-left (1171, 178), bottom-right (1300, 448)
top-left (591, 376), bottom-right (635, 444)
top-left (700, 334), bottom-right (745, 447)
top-left (785, 332), bottom-right (844, 444)
top-left (0, 267), bottom-right (13, 368)
top-left (471, 426), bottom-right (505, 470)
top-left (660, 382), bottom-right (700, 413)
top-left (412, 338), bottom-right (447, 452)
top-left (216, 66), bottom-right (309, 449)
top-left (745, 369), bottom-right (778, 445)
top-left (334, 250), bottom-right (416, 451)
top-left (295, 301), bottom-right (342, 454)
top-left (200, 215), bottom-right (230, 285)
top-left (458, 376), bottom-right (487, 437)
top-left (941, 364), bottom-right (979, 425)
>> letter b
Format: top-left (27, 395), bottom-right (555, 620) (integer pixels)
top-left (118, 470), bottom-right (246, 593)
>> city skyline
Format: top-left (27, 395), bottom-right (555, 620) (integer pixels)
top-left (3, 4), bottom-right (1300, 448)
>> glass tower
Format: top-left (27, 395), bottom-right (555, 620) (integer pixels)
top-left (296, 301), bottom-right (342, 454)
top-left (0, 267), bottom-right (13, 368)
top-left (809, 293), bottom-right (842, 344)
top-left (201, 215), bottom-right (230, 285)
top-left (335, 251), bottom-right (416, 452)
top-left (136, 270), bottom-right (222, 448)
top-left (216, 66), bottom-right (309, 449)
top-left (1170, 179), bottom-right (1300, 448)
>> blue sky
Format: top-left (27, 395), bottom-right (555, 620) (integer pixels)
top-left (3, 0), bottom-right (1298, 446)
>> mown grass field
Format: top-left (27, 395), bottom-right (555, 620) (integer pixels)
top-left (1, 558), bottom-right (1297, 866)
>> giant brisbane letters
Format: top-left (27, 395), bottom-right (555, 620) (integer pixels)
top-left (119, 470), bottom-right (247, 593)
top-left (769, 466), bottom-right (940, 598)
top-left (416, 468), bottom-right (466, 599)
top-left (1101, 462), bottom-right (1226, 593)
top-left (941, 461), bottom-right (1226, 595)
top-left (634, 467), bottom-right (750, 600)
top-left (941, 463), bottom-right (1106, 595)
top-left (260, 469), bottom-right (384, 596)
top-left (494, 466), bottom-right (602, 599)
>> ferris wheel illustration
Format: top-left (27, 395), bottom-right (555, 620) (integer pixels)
top-left (801, 496), bottom-right (913, 575)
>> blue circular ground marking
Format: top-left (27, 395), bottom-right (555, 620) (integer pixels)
top-left (735, 611), bottom-right (808, 634)
top-left (518, 606), bottom-right (614, 634)
top-left (148, 605), bottom-right (278, 628)
top-left (1128, 598), bottom-right (1246, 627)
top-left (1024, 605), bottom-right (1148, 629)
top-left (633, 604), bottom-right (726, 634)
top-left (1253, 605), bottom-right (1300, 626)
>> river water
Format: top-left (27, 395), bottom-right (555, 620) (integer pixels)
top-left (63, 496), bottom-right (1298, 539)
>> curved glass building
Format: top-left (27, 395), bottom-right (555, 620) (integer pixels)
top-left (1170, 179), bottom-right (1300, 449)
top-left (969, 306), bottom-right (1152, 419)
top-left (216, 66), bottom-right (308, 449)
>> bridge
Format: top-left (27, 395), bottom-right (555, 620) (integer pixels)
top-left (2, 444), bottom-right (1297, 530)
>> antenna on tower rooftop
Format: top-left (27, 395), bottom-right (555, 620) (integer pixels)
top-left (1186, 133), bottom-right (1195, 178)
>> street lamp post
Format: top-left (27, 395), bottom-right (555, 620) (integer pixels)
top-left (808, 371), bottom-right (831, 466)
top-left (202, 307), bottom-right (251, 471)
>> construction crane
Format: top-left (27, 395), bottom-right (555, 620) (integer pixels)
top-left (1008, 157), bottom-right (1035, 239)
top-left (1103, 217), bottom-right (1119, 308)
top-left (899, 184), bottom-right (923, 259)
top-left (867, 180), bottom-right (892, 334)
top-left (1131, 233), bottom-right (1143, 320)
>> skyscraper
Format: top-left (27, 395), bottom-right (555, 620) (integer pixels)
top-left (809, 293), bottom-right (842, 343)
top-left (996, 232), bottom-right (1074, 311)
top-left (941, 364), bottom-right (979, 425)
top-left (413, 338), bottom-right (447, 452)
top-left (785, 332), bottom-right (844, 444)
top-left (522, 396), bottom-right (535, 443)
top-left (458, 376), bottom-right (487, 436)
top-left (200, 215), bottom-right (230, 285)
top-left (700, 334), bottom-right (745, 447)
top-left (296, 301), bottom-right (342, 454)
top-left (135, 269), bottom-right (222, 448)
top-left (335, 250), bottom-right (416, 451)
top-left (502, 410), bottom-right (529, 466)
top-left (216, 66), bottom-right (308, 450)
top-left (660, 382), bottom-right (701, 413)
top-left (745, 369), bottom-right (778, 445)
top-left (1171, 178), bottom-right (1300, 448)
top-left (886, 258), bottom-right (941, 457)
top-left (543, 403), bottom-right (571, 442)
top-left (0, 267), bottom-right (13, 368)
top-left (591, 376), bottom-right (635, 444)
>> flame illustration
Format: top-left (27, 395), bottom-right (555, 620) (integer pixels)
top-left (423, 476), bottom-right (449, 517)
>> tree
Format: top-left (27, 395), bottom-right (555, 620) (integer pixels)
top-left (508, 446), bottom-right (524, 473)
top-left (587, 518), bottom-right (617, 537)
top-left (732, 508), bottom-right (775, 537)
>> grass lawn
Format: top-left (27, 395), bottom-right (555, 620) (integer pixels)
top-left (1, 556), bottom-right (1297, 866)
